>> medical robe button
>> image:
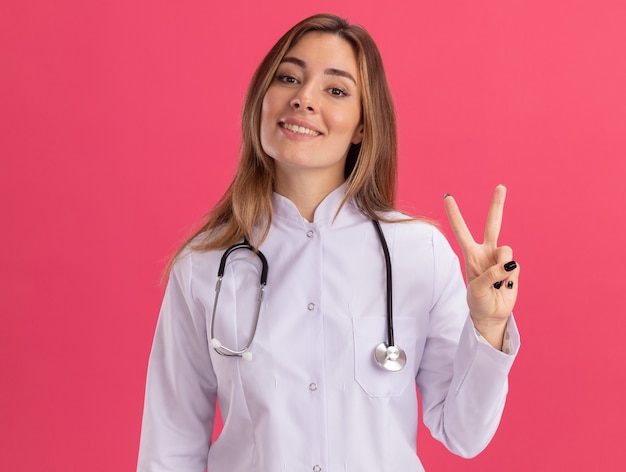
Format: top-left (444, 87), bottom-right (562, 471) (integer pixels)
top-left (306, 230), bottom-right (314, 238)
top-left (309, 383), bottom-right (318, 391)
top-left (313, 465), bottom-right (321, 472)
top-left (307, 303), bottom-right (315, 311)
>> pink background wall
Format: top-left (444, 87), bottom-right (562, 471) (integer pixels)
top-left (2, 0), bottom-right (625, 470)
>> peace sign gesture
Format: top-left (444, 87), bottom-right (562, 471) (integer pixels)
top-left (444, 185), bottom-right (520, 350)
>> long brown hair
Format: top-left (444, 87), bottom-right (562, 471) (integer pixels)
top-left (172, 13), bottom-right (399, 264)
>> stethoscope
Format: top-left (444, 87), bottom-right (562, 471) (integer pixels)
top-left (209, 220), bottom-right (407, 372)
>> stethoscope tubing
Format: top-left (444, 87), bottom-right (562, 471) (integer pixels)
top-left (217, 241), bottom-right (268, 283)
top-left (371, 220), bottom-right (394, 348)
top-left (210, 222), bottom-right (406, 370)
top-left (210, 241), bottom-right (267, 357)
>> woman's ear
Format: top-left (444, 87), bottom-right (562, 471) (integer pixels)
top-left (351, 124), bottom-right (364, 145)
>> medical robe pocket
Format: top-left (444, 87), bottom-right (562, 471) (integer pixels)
top-left (353, 316), bottom-right (419, 397)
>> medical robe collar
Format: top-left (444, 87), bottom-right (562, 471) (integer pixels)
top-left (271, 182), bottom-right (362, 227)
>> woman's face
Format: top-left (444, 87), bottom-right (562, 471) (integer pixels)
top-left (260, 32), bottom-right (363, 184)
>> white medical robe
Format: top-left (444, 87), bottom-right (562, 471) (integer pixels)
top-left (138, 184), bottom-right (520, 471)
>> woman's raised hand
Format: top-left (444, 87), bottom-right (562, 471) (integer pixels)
top-left (443, 185), bottom-right (519, 349)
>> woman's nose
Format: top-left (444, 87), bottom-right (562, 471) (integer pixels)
top-left (290, 87), bottom-right (316, 112)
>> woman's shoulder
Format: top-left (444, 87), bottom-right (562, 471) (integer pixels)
top-left (379, 210), bottom-right (438, 233)
top-left (167, 233), bottom-right (225, 281)
top-left (379, 211), bottom-right (454, 253)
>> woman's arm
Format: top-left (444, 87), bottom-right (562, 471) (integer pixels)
top-left (137, 252), bottom-right (218, 472)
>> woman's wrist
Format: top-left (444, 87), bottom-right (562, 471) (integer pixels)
top-left (471, 316), bottom-right (509, 351)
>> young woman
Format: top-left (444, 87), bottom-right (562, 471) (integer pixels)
top-left (138, 13), bottom-right (520, 472)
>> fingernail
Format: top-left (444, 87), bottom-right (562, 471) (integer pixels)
top-left (498, 183), bottom-right (507, 188)
top-left (493, 281), bottom-right (503, 289)
top-left (443, 193), bottom-right (451, 199)
top-left (504, 261), bottom-right (517, 272)
top-left (506, 281), bottom-right (514, 289)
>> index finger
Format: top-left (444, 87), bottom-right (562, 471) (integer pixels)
top-left (484, 184), bottom-right (507, 246)
top-left (444, 193), bottom-right (476, 251)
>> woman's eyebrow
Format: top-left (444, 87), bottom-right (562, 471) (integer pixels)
top-left (325, 67), bottom-right (356, 85)
top-left (281, 56), bottom-right (357, 85)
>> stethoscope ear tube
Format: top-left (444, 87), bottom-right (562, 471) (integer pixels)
top-left (217, 240), bottom-right (269, 285)
top-left (211, 240), bottom-right (267, 358)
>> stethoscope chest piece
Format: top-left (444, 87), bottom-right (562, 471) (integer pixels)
top-left (375, 342), bottom-right (407, 372)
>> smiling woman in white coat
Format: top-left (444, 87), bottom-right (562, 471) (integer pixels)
top-left (137, 13), bottom-right (521, 472)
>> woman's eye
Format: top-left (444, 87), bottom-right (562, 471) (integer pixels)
top-left (277, 74), bottom-right (298, 84)
top-left (329, 87), bottom-right (349, 97)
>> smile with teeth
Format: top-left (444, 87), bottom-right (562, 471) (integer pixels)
top-left (281, 122), bottom-right (320, 136)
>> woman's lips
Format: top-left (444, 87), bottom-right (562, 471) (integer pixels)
top-left (280, 122), bottom-right (321, 136)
